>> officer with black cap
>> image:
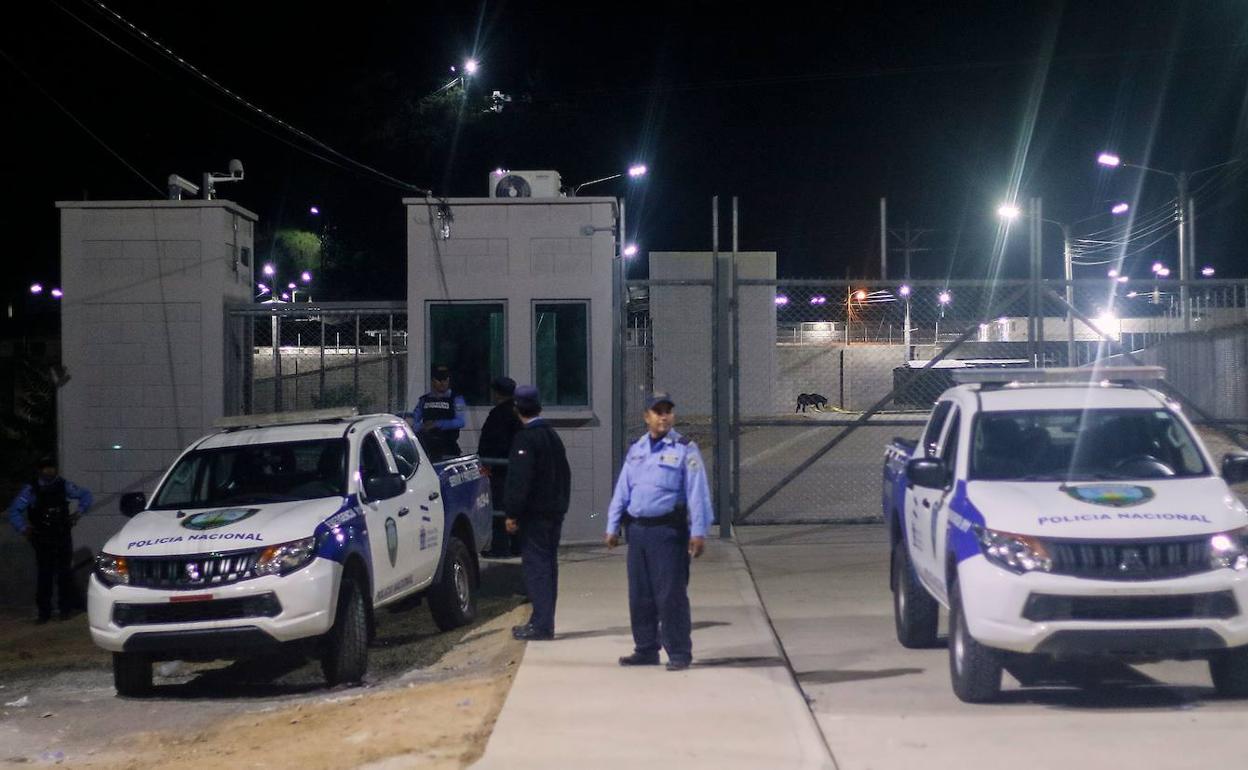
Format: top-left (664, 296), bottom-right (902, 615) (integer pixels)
top-left (505, 385), bottom-right (572, 640)
top-left (478, 375), bottom-right (523, 557)
top-left (7, 456), bottom-right (93, 623)
top-left (408, 364), bottom-right (467, 461)
top-left (605, 392), bottom-right (713, 671)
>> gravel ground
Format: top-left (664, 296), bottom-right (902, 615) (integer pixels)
top-left (0, 558), bottom-right (529, 768)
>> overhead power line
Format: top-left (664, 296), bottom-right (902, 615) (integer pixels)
top-left (0, 45), bottom-right (163, 196)
top-left (78, 0), bottom-right (434, 197)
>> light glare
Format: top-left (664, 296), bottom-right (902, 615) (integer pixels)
top-left (774, 295), bottom-right (789, 306)
top-left (464, 59), bottom-right (479, 74)
top-left (628, 165), bottom-right (648, 178)
top-left (997, 203), bottom-right (1021, 220)
top-left (50, 288), bottom-right (63, 299)
top-left (29, 283), bottom-right (42, 295)
top-left (1203, 266), bottom-right (1216, 277)
top-left (938, 291), bottom-right (952, 305)
top-left (1111, 202), bottom-right (1130, 215)
top-left (898, 285), bottom-right (911, 297)
top-left (1098, 153), bottom-right (1122, 167)
top-left (622, 244), bottom-right (638, 257)
top-left (263, 264), bottom-right (275, 276)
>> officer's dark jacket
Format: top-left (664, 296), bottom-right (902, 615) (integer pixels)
top-left (478, 398), bottom-right (523, 508)
top-left (504, 419), bottom-right (571, 520)
top-left (29, 478), bottom-right (71, 533)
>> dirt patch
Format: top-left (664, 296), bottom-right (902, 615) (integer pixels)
top-left (75, 606), bottom-right (528, 769)
top-left (0, 560), bottom-right (530, 768)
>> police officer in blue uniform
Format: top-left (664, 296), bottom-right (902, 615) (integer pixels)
top-left (7, 456), bottom-right (93, 623)
top-left (408, 364), bottom-right (467, 461)
top-left (605, 393), bottom-right (713, 671)
top-left (505, 385), bottom-right (572, 641)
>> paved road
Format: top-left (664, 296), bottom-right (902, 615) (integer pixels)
top-left (739, 524), bottom-right (1248, 770)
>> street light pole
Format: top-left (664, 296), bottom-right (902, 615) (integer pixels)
top-left (1176, 171), bottom-right (1190, 331)
top-left (1061, 222), bottom-right (1074, 365)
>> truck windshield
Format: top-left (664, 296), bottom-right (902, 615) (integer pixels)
top-left (150, 439), bottom-right (349, 510)
top-left (970, 409), bottom-right (1209, 481)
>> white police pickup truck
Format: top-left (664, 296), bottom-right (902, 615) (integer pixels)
top-left (88, 408), bottom-right (492, 696)
top-left (883, 367), bottom-right (1248, 702)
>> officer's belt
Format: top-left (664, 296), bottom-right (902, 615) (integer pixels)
top-left (622, 506), bottom-right (688, 528)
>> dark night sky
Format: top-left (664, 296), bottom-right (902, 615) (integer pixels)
top-left (2, 0), bottom-right (1247, 309)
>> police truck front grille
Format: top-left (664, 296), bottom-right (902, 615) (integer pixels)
top-left (113, 594), bottom-right (282, 627)
top-left (1045, 537), bottom-right (1212, 581)
top-left (128, 552), bottom-right (263, 589)
top-left (1023, 591), bottom-right (1238, 622)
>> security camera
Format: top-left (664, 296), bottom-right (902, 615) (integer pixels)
top-left (228, 159), bottom-right (244, 179)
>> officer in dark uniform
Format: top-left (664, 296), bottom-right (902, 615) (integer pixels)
top-left (478, 376), bottom-right (523, 557)
top-left (408, 364), bottom-right (467, 461)
top-left (605, 393), bottom-right (713, 671)
top-left (7, 456), bottom-right (94, 623)
top-left (505, 385), bottom-right (572, 641)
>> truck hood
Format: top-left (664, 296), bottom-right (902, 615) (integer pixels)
top-left (102, 497), bottom-right (353, 557)
top-left (964, 478), bottom-right (1248, 539)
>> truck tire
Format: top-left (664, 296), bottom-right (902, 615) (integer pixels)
top-left (112, 652), bottom-right (152, 697)
top-left (1209, 646), bottom-right (1248, 697)
top-left (892, 539), bottom-right (939, 648)
top-left (429, 536), bottom-right (478, 631)
top-left (322, 576), bottom-right (368, 686)
top-left (948, 581), bottom-right (1002, 703)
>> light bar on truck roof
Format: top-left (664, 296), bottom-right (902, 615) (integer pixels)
top-left (950, 366), bottom-right (1165, 385)
top-left (214, 407), bottom-right (359, 430)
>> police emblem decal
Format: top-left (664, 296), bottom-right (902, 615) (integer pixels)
top-left (1063, 484), bottom-right (1155, 508)
top-left (385, 518), bottom-right (398, 567)
top-left (181, 508), bottom-right (261, 530)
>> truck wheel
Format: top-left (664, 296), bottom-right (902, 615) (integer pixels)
top-left (948, 581), bottom-right (1002, 703)
top-left (1209, 646), bottom-right (1248, 697)
top-left (892, 539), bottom-right (939, 648)
top-left (322, 576), bottom-right (368, 686)
top-left (113, 652), bottom-right (152, 697)
top-left (429, 536), bottom-right (478, 632)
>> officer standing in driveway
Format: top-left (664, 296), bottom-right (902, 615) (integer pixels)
top-left (505, 385), bottom-right (572, 641)
top-left (605, 393), bottom-right (713, 671)
top-left (408, 364), bottom-right (467, 461)
top-left (478, 376), bottom-right (523, 558)
top-left (7, 456), bottom-right (94, 623)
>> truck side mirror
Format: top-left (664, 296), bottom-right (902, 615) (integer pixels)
top-left (1222, 454), bottom-right (1248, 485)
top-left (363, 472), bottom-right (406, 501)
top-left (907, 457), bottom-right (950, 489)
top-left (119, 492), bottom-right (147, 518)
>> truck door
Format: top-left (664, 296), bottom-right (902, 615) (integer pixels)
top-left (926, 409), bottom-right (961, 604)
top-left (911, 404), bottom-right (959, 594)
top-left (357, 431), bottom-right (415, 605)
top-left (907, 401), bottom-right (952, 569)
top-left (381, 423), bottom-right (443, 588)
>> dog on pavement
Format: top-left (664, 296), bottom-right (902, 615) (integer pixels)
top-left (796, 393), bottom-right (829, 413)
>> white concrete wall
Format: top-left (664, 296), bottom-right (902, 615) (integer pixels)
top-left (56, 200), bottom-right (255, 547)
top-left (650, 252), bottom-right (776, 417)
top-left (404, 197), bottom-right (617, 542)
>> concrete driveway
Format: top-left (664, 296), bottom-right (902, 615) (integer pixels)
top-left (739, 524), bottom-right (1248, 770)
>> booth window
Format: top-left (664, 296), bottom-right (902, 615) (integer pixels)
top-left (427, 302), bottom-right (505, 406)
top-left (534, 301), bottom-right (589, 407)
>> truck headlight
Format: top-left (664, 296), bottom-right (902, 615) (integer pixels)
top-left (254, 537), bottom-right (317, 577)
top-left (1209, 527), bottom-right (1248, 571)
top-left (973, 526), bottom-right (1052, 574)
top-left (95, 553), bottom-right (130, 586)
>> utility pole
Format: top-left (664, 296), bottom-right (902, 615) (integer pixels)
top-left (1177, 171), bottom-right (1190, 331)
top-left (888, 222), bottom-right (932, 281)
top-left (879, 198), bottom-right (888, 279)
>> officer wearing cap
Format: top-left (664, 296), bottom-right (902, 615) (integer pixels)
top-left (408, 364), bottom-right (467, 461)
top-left (7, 456), bottom-right (93, 623)
top-left (505, 385), bottom-right (572, 640)
top-left (605, 392), bottom-right (713, 671)
top-left (478, 376), bottom-right (523, 557)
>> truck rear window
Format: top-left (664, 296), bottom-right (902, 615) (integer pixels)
top-left (151, 439), bottom-right (349, 509)
top-left (970, 409), bottom-right (1209, 481)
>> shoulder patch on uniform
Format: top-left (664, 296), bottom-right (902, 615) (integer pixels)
top-left (677, 436), bottom-right (691, 445)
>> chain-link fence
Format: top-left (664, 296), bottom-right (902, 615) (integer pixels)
top-left (621, 274), bottom-right (1248, 528)
top-left (226, 302), bottom-right (408, 416)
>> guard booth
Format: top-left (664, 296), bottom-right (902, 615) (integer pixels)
top-left (404, 194), bottom-right (619, 543)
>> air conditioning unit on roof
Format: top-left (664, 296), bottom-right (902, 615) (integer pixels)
top-left (488, 169), bottom-right (563, 199)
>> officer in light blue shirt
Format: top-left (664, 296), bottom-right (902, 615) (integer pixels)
top-left (605, 392), bottom-right (713, 671)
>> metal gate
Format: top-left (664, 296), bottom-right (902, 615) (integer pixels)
top-left (623, 268), bottom-right (1248, 527)
top-left (225, 302), bottom-right (408, 416)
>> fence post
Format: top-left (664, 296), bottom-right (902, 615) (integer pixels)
top-left (353, 313), bottom-right (361, 408)
top-left (712, 196), bottom-right (732, 539)
top-left (272, 311), bottom-right (282, 412)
